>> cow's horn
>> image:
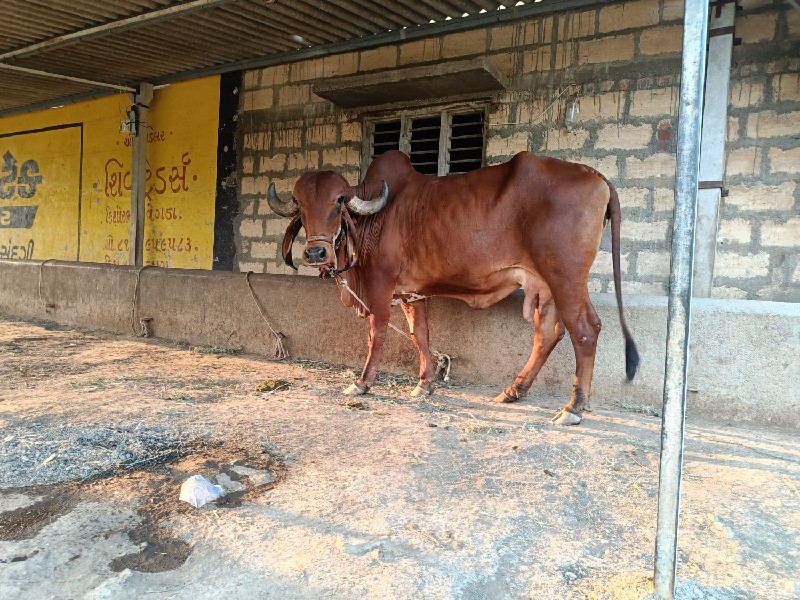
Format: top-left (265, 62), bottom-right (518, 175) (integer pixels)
top-left (347, 180), bottom-right (389, 215)
top-left (267, 182), bottom-right (299, 217)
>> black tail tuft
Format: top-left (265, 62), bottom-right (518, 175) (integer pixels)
top-left (625, 337), bottom-right (640, 381)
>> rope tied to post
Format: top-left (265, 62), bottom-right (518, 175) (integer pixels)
top-left (130, 265), bottom-right (154, 337)
top-left (37, 259), bottom-right (57, 313)
top-left (334, 274), bottom-right (452, 382)
top-left (245, 271), bottom-right (288, 360)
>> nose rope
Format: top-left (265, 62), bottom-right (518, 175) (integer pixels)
top-left (333, 274), bottom-right (452, 382)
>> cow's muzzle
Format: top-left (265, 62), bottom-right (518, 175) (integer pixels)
top-left (303, 234), bottom-right (337, 268)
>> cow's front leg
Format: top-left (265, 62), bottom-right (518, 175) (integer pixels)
top-left (343, 303), bottom-right (391, 396)
top-left (401, 300), bottom-right (436, 397)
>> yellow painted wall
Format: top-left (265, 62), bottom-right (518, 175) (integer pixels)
top-left (0, 76), bottom-right (220, 269)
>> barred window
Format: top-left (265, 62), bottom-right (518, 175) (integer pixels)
top-left (364, 108), bottom-right (486, 176)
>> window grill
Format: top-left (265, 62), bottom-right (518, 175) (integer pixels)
top-left (365, 108), bottom-right (485, 177)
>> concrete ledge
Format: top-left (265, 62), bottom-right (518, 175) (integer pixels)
top-left (1, 259), bottom-right (798, 427)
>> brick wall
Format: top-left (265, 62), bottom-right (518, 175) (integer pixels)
top-left (238, 0), bottom-right (800, 302)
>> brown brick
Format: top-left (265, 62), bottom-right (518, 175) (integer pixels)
top-left (290, 59), bottom-right (323, 82)
top-left (772, 73), bottom-right (800, 102)
top-left (237, 261), bottom-right (264, 273)
top-left (542, 129), bottom-right (590, 152)
top-left (728, 117), bottom-right (740, 141)
top-left (322, 53), bottom-right (359, 77)
top-left (524, 16), bottom-right (553, 45)
top-left (610, 280), bottom-right (668, 296)
top-left (259, 65), bottom-right (289, 86)
top-left (653, 188), bottom-right (674, 213)
top-left (768, 148), bottom-right (800, 174)
top-left (616, 187), bottom-right (647, 209)
top-left (242, 156), bottom-right (254, 175)
top-left (621, 220), bottom-right (669, 242)
top-left (322, 147), bottom-right (358, 168)
top-left (268, 178), bottom-right (295, 196)
top-left (578, 35), bottom-right (635, 65)
top-left (591, 250), bottom-right (630, 275)
top-left (736, 13), bottom-right (777, 44)
top-left (629, 88), bottom-right (678, 117)
top-left (273, 129), bottom-right (303, 150)
top-left (711, 285), bottom-right (748, 299)
top-left (240, 176), bottom-right (256, 195)
top-left (514, 99), bottom-right (549, 126)
top-left (360, 46), bottom-right (397, 71)
top-left (490, 24), bottom-right (522, 50)
top-left (248, 88), bottom-right (273, 111)
top-left (553, 42), bottom-right (575, 70)
top-left (486, 132), bottom-right (528, 157)
top-left (277, 84), bottom-right (311, 107)
top-left (636, 251), bottom-right (671, 277)
top-left (724, 148), bottom-right (762, 177)
top-left (243, 70), bottom-right (259, 90)
top-left (715, 252), bottom-right (770, 278)
top-left (239, 218), bottom-right (264, 239)
top-left (307, 124), bottom-right (337, 146)
top-left (789, 10), bottom-right (800, 36)
top-left (243, 132), bottom-right (270, 152)
top-left (266, 218), bottom-right (290, 235)
top-left (595, 124), bottom-right (653, 150)
top-left (259, 154), bottom-right (286, 173)
top-left (746, 111), bottom-right (800, 139)
top-left (555, 10), bottom-right (595, 40)
top-left (718, 218), bottom-right (751, 244)
top-left (250, 241), bottom-right (278, 260)
top-left (522, 46), bottom-right (553, 73)
top-left (442, 30), bottom-right (487, 58)
top-left (399, 38), bottom-right (440, 65)
top-left (662, 0), bottom-right (683, 20)
top-left (288, 152), bottom-right (319, 171)
top-left (599, 1), bottom-right (660, 33)
top-left (577, 92), bottom-right (624, 121)
top-left (341, 122), bottom-right (361, 143)
top-left (581, 155), bottom-right (619, 180)
top-left (728, 82), bottom-right (763, 108)
top-left (242, 200), bottom-right (255, 217)
top-left (626, 154), bottom-right (676, 179)
top-left (726, 181), bottom-right (796, 211)
top-left (640, 26), bottom-right (683, 55)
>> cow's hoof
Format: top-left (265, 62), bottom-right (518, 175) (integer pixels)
top-left (551, 410), bottom-right (582, 426)
top-left (494, 391), bottom-right (518, 404)
top-left (410, 383), bottom-right (433, 397)
top-left (343, 382), bottom-right (367, 396)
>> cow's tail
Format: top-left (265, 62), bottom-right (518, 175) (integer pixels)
top-left (606, 179), bottom-right (640, 381)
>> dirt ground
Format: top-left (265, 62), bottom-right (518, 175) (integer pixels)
top-left (0, 318), bottom-right (798, 600)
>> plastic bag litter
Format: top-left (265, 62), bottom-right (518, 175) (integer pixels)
top-left (179, 475), bottom-right (226, 508)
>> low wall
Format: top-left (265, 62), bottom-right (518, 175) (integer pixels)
top-left (1, 259), bottom-right (798, 427)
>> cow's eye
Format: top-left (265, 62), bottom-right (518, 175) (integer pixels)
top-left (336, 194), bottom-right (345, 205)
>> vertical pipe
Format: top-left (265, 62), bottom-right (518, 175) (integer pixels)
top-left (129, 83), bottom-right (153, 267)
top-left (653, 2), bottom-right (709, 599)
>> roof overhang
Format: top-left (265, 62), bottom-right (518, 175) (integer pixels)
top-left (0, 0), bottom-right (622, 118)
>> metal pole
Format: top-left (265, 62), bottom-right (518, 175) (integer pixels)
top-left (653, 2), bottom-right (709, 598)
top-left (129, 84), bottom-right (153, 267)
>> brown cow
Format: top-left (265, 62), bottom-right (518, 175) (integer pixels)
top-left (268, 150), bottom-right (638, 425)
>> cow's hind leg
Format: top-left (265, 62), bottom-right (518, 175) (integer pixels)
top-left (552, 295), bottom-right (602, 426)
top-left (401, 300), bottom-right (436, 397)
top-left (494, 297), bottom-right (565, 403)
